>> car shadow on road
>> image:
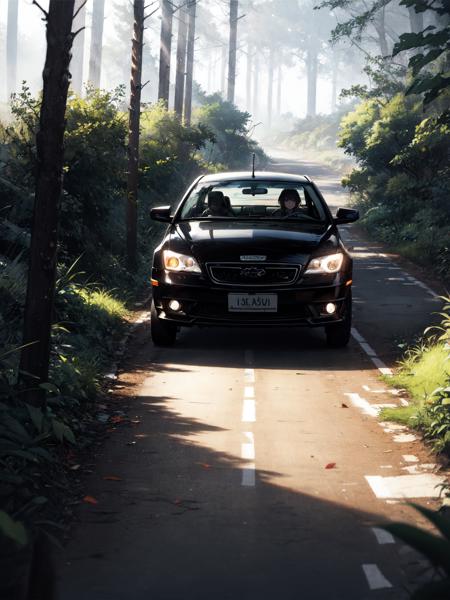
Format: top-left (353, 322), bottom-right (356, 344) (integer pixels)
top-left (142, 325), bottom-right (370, 372)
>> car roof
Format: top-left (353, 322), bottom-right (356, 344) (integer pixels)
top-left (198, 171), bottom-right (311, 184)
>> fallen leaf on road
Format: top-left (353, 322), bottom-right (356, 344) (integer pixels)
top-left (83, 495), bottom-right (99, 505)
top-left (103, 476), bottom-right (122, 481)
top-left (341, 403), bottom-right (349, 408)
top-left (325, 463), bottom-right (336, 469)
top-left (198, 462), bottom-right (212, 469)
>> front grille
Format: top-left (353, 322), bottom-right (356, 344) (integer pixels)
top-left (207, 263), bottom-right (300, 287)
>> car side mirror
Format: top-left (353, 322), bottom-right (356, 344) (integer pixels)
top-left (150, 206), bottom-right (172, 223)
top-left (334, 207), bottom-right (359, 225)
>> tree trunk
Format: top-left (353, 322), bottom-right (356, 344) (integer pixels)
top-left (267, 47), bottom-right (274, 128)
top-left (19, 0), bottom-right (76, 405)
top-left (71, 0), bottom-right (86, 95)
top-left (174, 4), bottom-right (188, 119)
top-left (221, 43), bottom-right (227, 95)
top-left (207, 53), bottom-right (213, 92)
top-left (158, 0), bottom-right (173, 104)
top-left (252, 51), bottom-right (259, 117)
top-left (127, 0), bottom-right (144, 271)
top-left (408, 7), bottom-right (423, 33)
top-left (183, 0), bottom-right (196, 125)
top-left (276, 63), bottom-right (282, 116)
top-left (331, 54), bottom-right (338, 112)
top-left (374, 8), bottom-right (389, 57)
top-left (306, 46), bottom-right (318, 117)
top-left (227, 0), bottom-right (238, 103)
top-left (88, 0), bottom-right (106, 88)
top-left (246, 43), bottom-right (252, 112)
top-left (6, 0), bottom-right (19, 100)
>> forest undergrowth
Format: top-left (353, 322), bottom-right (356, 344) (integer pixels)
top-left (0, 85), bottom-right (265, 560)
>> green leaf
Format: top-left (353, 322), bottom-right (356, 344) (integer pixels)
top-left (0, 510), bottom-right (28, 546)
top-left (410, 503), bottom-right (450, 542)
top-left (383, 522), bottom-right (450, 574)
top-left (51, 419), bottom-right (76, 445)
top-left (39, 382), bottom-right (59, 395)
top-left (9, 449), bottom-right (40, 463)
top-left (63, 425), bottom-right (76, 445)
top-left (2, 415), bottom-right (31, 443)
top-left (52, 419), bottom-right (65, 442)
top-left (26, 403), bottom-right (43, 433)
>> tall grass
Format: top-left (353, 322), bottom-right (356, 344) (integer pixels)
top-left (381, 297), bottom-right (450, 453)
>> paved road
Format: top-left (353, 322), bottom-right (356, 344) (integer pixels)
top-left (58, 153), bottom-right (445, 599)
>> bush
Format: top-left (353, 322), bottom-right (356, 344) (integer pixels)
top-left (194, 92), bottom-right (267, 170)
top-left (339, 93), bottom-right (450, 284)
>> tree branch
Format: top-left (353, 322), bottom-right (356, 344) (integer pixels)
top-left (144, 7), bottom-right (160, 21)
top-left (73, 0), bottom-right (88, 21)
top-left (32, 0), bottom-right (48, 20)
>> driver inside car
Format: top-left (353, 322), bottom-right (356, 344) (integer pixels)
top-left (201, 191), bottom-right (234, 217)
top-left (272, 188), bottom-right (306, 218)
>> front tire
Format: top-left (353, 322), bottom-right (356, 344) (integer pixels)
top-left (150, 300), bottom-right (177, 347)
top-left (325, 291), bottom-right (352, 348)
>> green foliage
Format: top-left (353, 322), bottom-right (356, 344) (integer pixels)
top-left (140, 100), bottom-right (214, 200)
top-left (339, 92), bottom-right (450, 283)
top-left (382, 503), bottom-right (450, 598)
top-left (194, 92), bottom-right (267, 170)
top-left (395, 1), bottom-right (450, 106)
top-left (390, 343), bottom-right (449, 402)
top-left (382, 298), bottom-right (450, 453)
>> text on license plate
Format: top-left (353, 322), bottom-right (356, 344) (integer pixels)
top-left (228, 293), bottom-right (277, 312)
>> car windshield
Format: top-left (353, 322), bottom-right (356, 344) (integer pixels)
top-left (178, 180), bottom-right (328, 223)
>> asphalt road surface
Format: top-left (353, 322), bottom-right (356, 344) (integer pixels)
top-left (58, 151), bottom-right (446, 600)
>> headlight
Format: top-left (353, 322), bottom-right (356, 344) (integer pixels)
top-left (305, 252), bottom-right (343, 274)
top-left (163, 250), bottom-right (201, 273)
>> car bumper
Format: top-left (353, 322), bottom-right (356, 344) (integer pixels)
top-left (152, 277), bottom-right (351, 328)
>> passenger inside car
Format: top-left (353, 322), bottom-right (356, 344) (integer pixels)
top-left (201, 191), bottom-right (235, 217)
top-left (272, 189), bottom-right (308, 218)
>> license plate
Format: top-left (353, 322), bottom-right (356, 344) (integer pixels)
top-left (228, 293), bottom-right (278, 312)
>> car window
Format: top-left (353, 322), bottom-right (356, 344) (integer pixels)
top-left (178, 180), bottom-right (328, 223)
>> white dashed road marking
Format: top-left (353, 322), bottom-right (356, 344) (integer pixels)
top-left (362, 564), bottom-right (393, 590)
top-left (344, 392), bottom-right (379, 417)
top-left (402, 455), bottom-right (419, 463)
top-left (244, 386), bottom-right (254, 398)
top-left (371, 527), bottom-right (395, 545)
top-left (241, 435), bottom-right (256, 486)
top-left (365, 474), bottom-right (446, 499)
top-left (242, 399), bottom-right (256, 423)
top-left (351, 327), bottom-right (393, 376)
top-left (241, 465), bottom-right (256, 487)
top-left (244, 368), bottom-right (255, 383)
top-left (241, 356), bottom-right (256, 486)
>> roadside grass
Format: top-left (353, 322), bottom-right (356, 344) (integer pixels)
top-left (380, 343), bottom-right (449, 426)
top-left (380, 308), bottom-right (450, 453)
top-left (388, 344), bottom-right (449, 402)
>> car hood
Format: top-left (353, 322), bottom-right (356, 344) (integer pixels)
top-left (169, 220), bottom-right (336, 264)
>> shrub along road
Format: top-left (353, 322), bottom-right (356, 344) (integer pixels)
top-left (58, 152), bottom-right (447, 599)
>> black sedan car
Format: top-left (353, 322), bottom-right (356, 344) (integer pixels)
top-left (149, 171), bottom-right (358, 347)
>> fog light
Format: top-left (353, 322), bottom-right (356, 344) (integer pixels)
top-left (168, 299), bottom-right (181, 312)
top-left (325, 302), bottom-right (336, 314)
